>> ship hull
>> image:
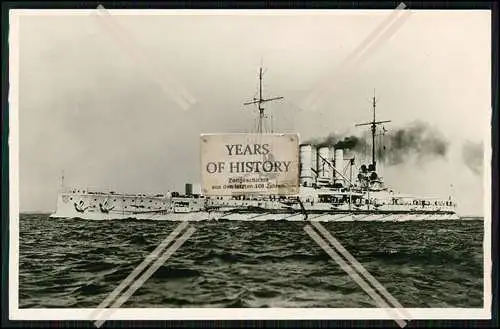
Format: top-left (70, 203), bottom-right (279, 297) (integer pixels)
top-left (49, 210), bottom-right (460, 221)
top-left (50, 188), bottom-right (461, 221)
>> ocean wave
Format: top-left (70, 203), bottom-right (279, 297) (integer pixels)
top-left (151, 266), bottom-right (202, 279)
top-left (19, 214), bottom-right (484, 308)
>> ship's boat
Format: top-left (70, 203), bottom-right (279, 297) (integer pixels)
top-left (50, 69), bottom-right (459, 221)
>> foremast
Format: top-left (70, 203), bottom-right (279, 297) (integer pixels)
top-left (243, 67), bottom-right (284, 134)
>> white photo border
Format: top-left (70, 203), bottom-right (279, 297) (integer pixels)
top-left (8, 8), bottom-right (493, 322)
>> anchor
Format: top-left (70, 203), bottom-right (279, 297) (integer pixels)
top-left (99, 199), bottom-right (115, 213)
top-left (73, 200), bottom-right (90, 213)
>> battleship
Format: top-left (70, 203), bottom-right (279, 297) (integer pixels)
top-left (50, 69), bottom-right (459, 221)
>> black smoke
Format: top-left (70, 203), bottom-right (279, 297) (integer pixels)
top-left (304, 121), bottom-right (449, 166)
top-left (462, 141), bottom-right (483, 175)
top-left (335, 135), bottom-right (364, 150)
top-left (304, 133), bottom-right (367, 151)
top-left (380, 121), bottom-right (449, 165)
top-left (305, 133), bottom-right (341, 148)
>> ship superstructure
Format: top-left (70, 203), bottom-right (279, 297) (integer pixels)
top-left (50, 69), bottom-right (459, 221)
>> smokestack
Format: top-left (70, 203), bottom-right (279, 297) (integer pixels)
top-left (329, 146), bottom-right (336, 170)
top-left (311, 146), bottom-right (317, 184)
top-left (185, 183), bottom-right (193, 196)
top-left (317, 146), bottom-right (332, 186)
top-left (193, 183), bottom-right (202, 195)
top-left (334, 148), bottom-right (344, 185)
top-left (299, 144), bottom-right (314, 187)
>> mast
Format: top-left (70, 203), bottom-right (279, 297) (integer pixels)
top-left (244, 67), bottom-right (284, 134)
top-left (355, 90), bottom-right (391, 171)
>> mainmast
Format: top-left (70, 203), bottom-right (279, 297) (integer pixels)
top-left (244, 67), bottom-right (284, 134)
top-left (355, 90), bottom-right (391, 171)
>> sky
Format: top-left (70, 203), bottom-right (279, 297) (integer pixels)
top-left (14, 9), bottom-right (491, 216)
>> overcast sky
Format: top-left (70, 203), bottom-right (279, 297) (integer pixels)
top-left (15, 9), bottom-right (490, 216)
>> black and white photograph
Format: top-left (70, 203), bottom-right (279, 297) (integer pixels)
top-left (9, 6), bottom-right (492, 325)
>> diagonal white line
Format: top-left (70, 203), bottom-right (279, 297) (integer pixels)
top-left (307, 14), bottom-right (412, 113)
top-left (89, 221), bottom-right (189, 320)
top-left (94, 5), bottom-right (197, 111)
top-left (94, 6), bottom-right (194, 109)
top-left (302, 2), bottom-right (409, 111)
top-left (95, 4), bottom-right (197, 106)
top-left (307, 9), bottom-right (413, 112)
top-left (304, 225), bottom-right (407, 327)
top-left (309, 10), bottom-right (411, 109)
top-left (342, 2), bottom-right (408, 62)
top-left (352, 10), bottom-right (412, 64)
top-left (94, 226), bottom-right (196, 328)
top-left (303, 3), bottom-right (407, 108)
top-left (303, 3), bottom-right (407, 105)
top-left (311, 221), bottom-right (411, 319)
